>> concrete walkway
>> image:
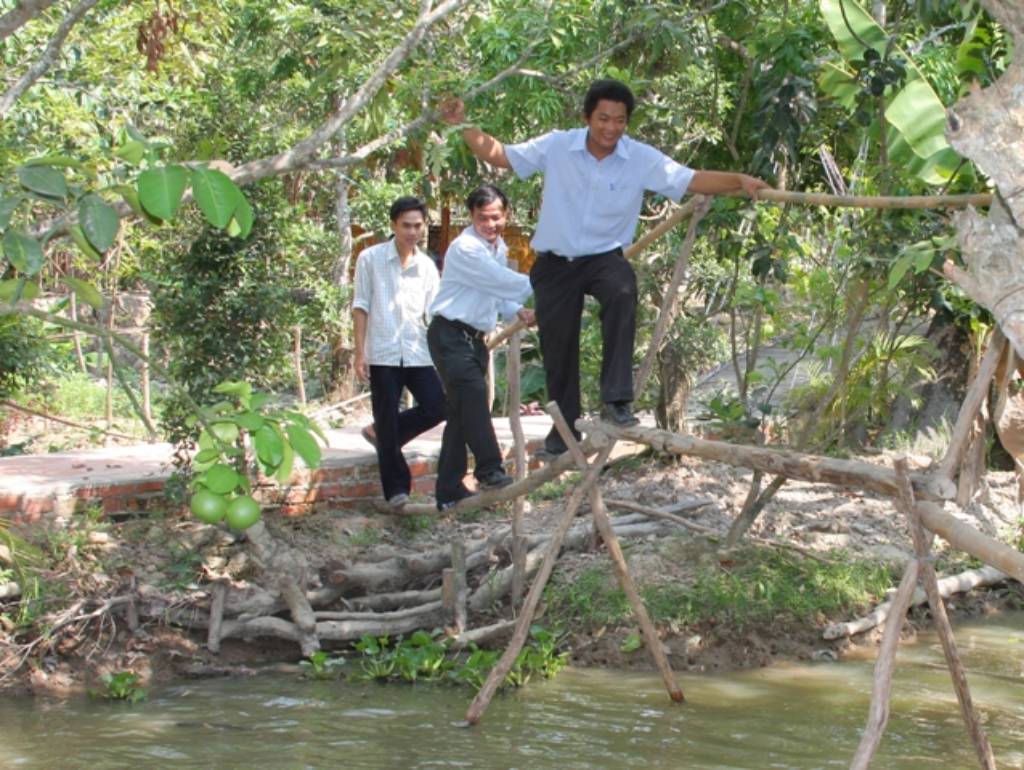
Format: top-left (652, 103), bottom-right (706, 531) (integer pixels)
top-left (0, 416), bottom-right (554, 521)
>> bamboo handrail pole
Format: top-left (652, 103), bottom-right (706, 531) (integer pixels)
top-left (549, 402), bottom-right (684, 703)
top-left (894, 460), bottom-right (996, 770)
top-left (580, 420), bottom-right (942, 501)
top-left (743, 189), bottom-right (992, 209)
top-left (936, 328), bottom-right (1006, 482)
top-left (464, 439), bottom-right (617, 726)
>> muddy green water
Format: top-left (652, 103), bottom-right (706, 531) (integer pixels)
top-left (2, 614), bottom-right (1023, 769)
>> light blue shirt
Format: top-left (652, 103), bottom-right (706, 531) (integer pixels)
top-left (430, 226), bottom-right (532, 333)
top-left (505, 127), bottom-right (694, 258)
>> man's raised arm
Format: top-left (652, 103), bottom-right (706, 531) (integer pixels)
top-left (439, 97), bottom-right (511, 170)
top-left (689, 170), bottom-right (770, 199)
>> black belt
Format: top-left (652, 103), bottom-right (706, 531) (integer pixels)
top-left (538, 246), bottom-right (623, 263)
top-left (436, 315), bottom-right (487, 340)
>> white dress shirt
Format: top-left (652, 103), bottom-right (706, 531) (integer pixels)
top-left (505, 127), bottom-right (695, 258)
top-left (430, 226), bottom-right (532, 333)
top-left (352, 239), bottom-right (438, 366)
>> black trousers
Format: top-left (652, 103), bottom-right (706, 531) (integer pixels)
top-left (369, 364), bottom-right (446, 499)
top-left (427, 315), bottom-right (504, 503)
top-left (530, 249), bottom-right (637, 446)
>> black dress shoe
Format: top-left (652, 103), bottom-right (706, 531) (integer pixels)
top-left (533, 436), bottom-right (568, 461)
top-left (600, 402), bottom-right (640, 427)
top-left (477, 470), bottom-right (514, 490)
top-left (436, 486), bottom-right (474, 512)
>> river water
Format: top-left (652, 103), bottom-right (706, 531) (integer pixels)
top-left (1, 614), bottom-right (1022, 769)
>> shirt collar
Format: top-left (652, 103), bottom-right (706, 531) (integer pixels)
top-left (461, 225), bottom-right (506, 255)
top-left (570, 127), bottom-right (632, 160)
top-left (387, 238), bottom-right (424, 266)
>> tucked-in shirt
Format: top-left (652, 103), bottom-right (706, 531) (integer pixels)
top-left (352, 239), bottom-right (438, 366)
top-left (505, 127), bottom-right (695, 258)
top-left (430, 226), bottom-right (532, 333)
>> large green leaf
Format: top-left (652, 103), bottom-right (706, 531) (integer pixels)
top-left (254, 424), bottom-right (285, 468)
top-left (204, 463), bottom-right (243, 495)
top-left (138, 165), bottom-right (189, 221)
top-left (229, 193), bottom-right (254, 239)
top-left (0, 197), bottom-right (19, 229)
top-left (115, 141), bottom-right (146, 165)
top-left (3, 230), bottom-right (44, 276)
top-left (191, 168), bottom-right (243, 229)
top-left (285, 424), bottom-right (322, 469)
top-left (61, 276), bottom-right (105, 310)
top-left (884, 79), bottom-right (951, 161)
top-left (69, 224), bottom-right (102, 260)
top-left (78, 194), bottom-right (119, 252)
top-left (818, 0), bottom-right (961, 184)
top-left (17, 165), bottom-right (68, 199)
top-left (0, 278), bottom-right (40, 303)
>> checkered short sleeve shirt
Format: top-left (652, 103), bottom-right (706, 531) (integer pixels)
top-left (352, 240), bottom-right (438, 367)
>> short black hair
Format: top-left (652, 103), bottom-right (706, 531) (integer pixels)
top-left (389, 196), bottom-right (428, 223)
top-left (465, 184), bottom-right (509, 213)
top-left (583, 78), bottom-right (635, 119)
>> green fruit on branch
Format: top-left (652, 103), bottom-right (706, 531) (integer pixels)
top-left (225, 494), bottom-right (261, 530)
top-left (190, 488), bottom-right (227, 524)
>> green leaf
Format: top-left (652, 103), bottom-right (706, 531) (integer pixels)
top-left (213, 380), bottom-right (253, 399)
top-left (819, 0), bottom-right (886, 62)
top-left (0, 197), bottom-right (19, 229)
top-left (0, 278), bottom-right (39, 302)
top-left (69, 224), bottom-right (102, 260)
top-left (619, 632), bottom-right (643, 653)
top-left (61, 276), bottom-right (105, 310)
top-left (138, 165), bottom-right (189, 221)
top-left (115, 141), bottom-right (146, 165)
top-left (204, 463), bottom-right (242, 495)
top-left (3, 230), bottom-right (44, 276)
top-left (230, 194), bottom-right (254, 239)
top-left (235, 411), bottom-right (265, 431)
top-left (78, 194), bottom-right (119, 252)
top-left (884, 79), bottom-right (954, 162)
top-left (112, 184), bottom-right (161, 225)
top-left (17, 165), bottom-right (67, 199)
top-left (275, 441), bottom-right (295, 484)
top-left (887, 254), bottom-right (914, 291)
top-left (249, 392), bottom-right (271, 411)
top-left (209, 421), bottom-right (240, 445)
top-left (286, 424), bottom-right (322, 469)
top-left (24, 155), bottom-right (83, 168)
top-left (191, 167), bottom-right (243, 229)
top-left (254, 424), bottom-right (285, 468)
top-left (194, 448), bottom-right (220, 464)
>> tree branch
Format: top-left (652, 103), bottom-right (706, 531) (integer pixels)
top-left (0, 0), bottom-right (58, 43)
top-left (0, 0), bottom-right (102, 119)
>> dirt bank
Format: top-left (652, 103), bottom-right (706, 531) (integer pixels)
top-left (3, 449), bottom-right (1022, 698)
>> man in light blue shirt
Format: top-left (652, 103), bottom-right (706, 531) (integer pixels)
top-left (428, 184), bottom-right (535, 510)
top-left (441, 79), bottom-right (769, 457)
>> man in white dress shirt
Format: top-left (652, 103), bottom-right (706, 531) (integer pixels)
top-left (441, 79), bottom-right (769, 457)
top-left (352, 196), bottom-right (446, 508)
top-left (428, 184), bottom-right (536, 510)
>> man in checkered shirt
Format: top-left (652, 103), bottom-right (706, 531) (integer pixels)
top-left (352, 197), bottom-right (446, 509)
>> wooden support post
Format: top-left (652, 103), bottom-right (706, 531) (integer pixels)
top-left (894, 460), bottom-right (996, 770)
top-left (849, 557), bottom-right (921, 770)
top-left (207, 581), bottom-right (226, 654)
top-left (507, 328), bottom-right (527, 610)
top-left (937, 329), bottom-right (1005, 483)
top-left (465, 439), bottom-right (617, 726)
top-left (549, 402), bottom-right (684, 703)
top-left (441, 568), bottom-right (456, 624)
top-left (451, 538), bottom-right (467, 635)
